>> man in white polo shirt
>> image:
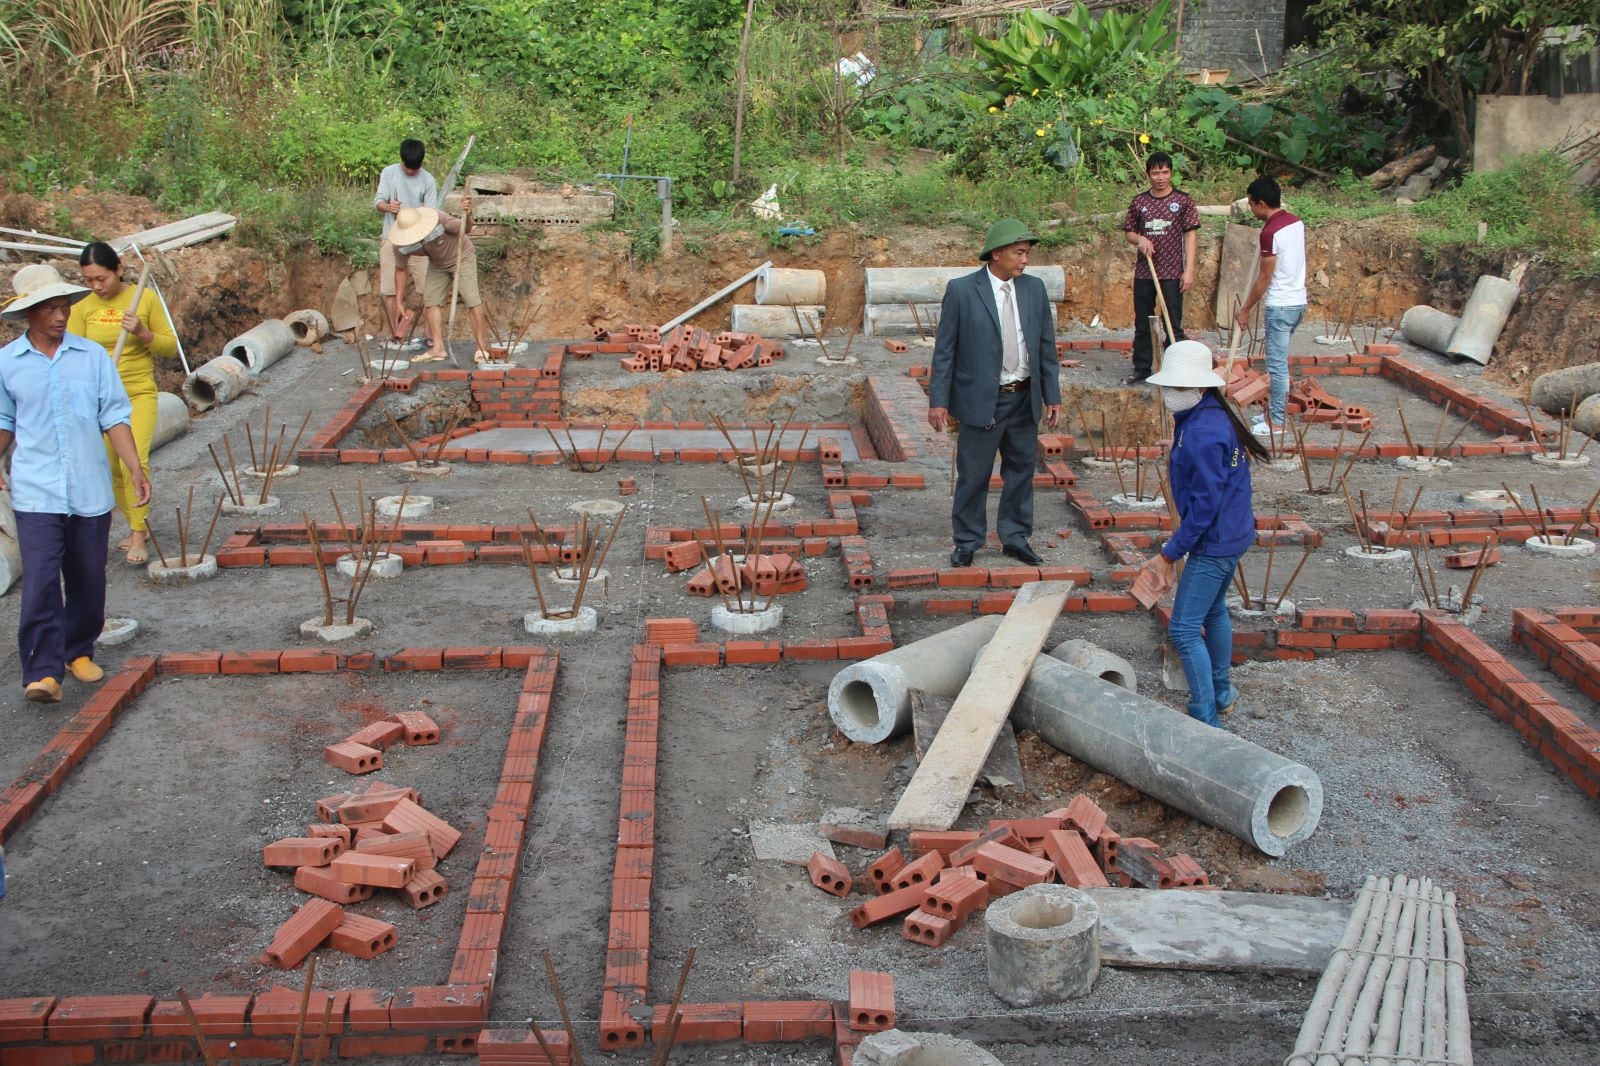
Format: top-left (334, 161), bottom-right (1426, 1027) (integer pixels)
top-left (1234, 175), bottom-right (1306, 436)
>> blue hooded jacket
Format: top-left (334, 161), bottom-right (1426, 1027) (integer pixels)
top-left (1160, 392), bottom-right (1256, 561)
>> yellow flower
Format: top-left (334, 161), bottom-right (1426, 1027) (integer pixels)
top-left (988, 106), bottom-right (999, 113)
top-left (1030, 88), bottom-right (1040, 96)
top-left (1139, 133), bottom-right (1151, 144)
top-left (1035, 128), bottom-right (1048, 137)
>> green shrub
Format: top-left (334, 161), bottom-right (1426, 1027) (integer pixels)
top-left (1415, 152), bottom-right (1600, 272)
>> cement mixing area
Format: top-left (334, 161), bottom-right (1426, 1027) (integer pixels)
top-left (2, 213), bottom-right (1600, 1066)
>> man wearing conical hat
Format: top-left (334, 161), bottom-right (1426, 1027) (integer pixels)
top-left (389, 198), bottom-right (495, 364)
top-left (0, 265), bottom-right (149, 703)
top-left (927, 219), bottom-right (1062, 569)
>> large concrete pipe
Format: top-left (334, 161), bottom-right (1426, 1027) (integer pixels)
top-left (864, 302), bottom-right (1060, 337)
top-left (1011, 652), bottom-right (1322, 856)
top-left (730, 303), bottom-right (825, 338)
top-left (285, 309), bottom-right (330, 346)
top-left (1530, 361), bottom-right (1600, 416)
top-left (183, 355), bottom-right (250, 411)
top-left (1446, 275), bottom-right (1517, 365)
top-left (829, 616), bottom-right (1004, 743)
top-left (865, 266), bottom-right (1067, 305)
top-left (1399, 306), bottom-right (1460, 354)
top-left (0, 490), bottom-right (20, 594)
top-left (1575, 393), bottom-right (1600, 440)
top-left (223, 319), bottom-right (296, 374)
top-left (755, 267), bottom-right (826, 306)
top-left (150, 391), bottom-right (190, 451)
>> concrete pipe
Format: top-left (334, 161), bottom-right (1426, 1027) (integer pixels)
top-left (755, 267), bottom-right (826, 306)
top-left (1575, 393), bottom-right (1600, 440)
top-left (986, 884), bottom-right (1100, 1006)
top-left (150, 391), bottom-right (190, 452)
top-left (863, 303), bottom-right (942, 338)
top-left (0, 491), bottom-right (20, 594)
top-left (865, 266), bottom-right (1066, 305)
top-left (182, 355), bottom-right (251, 411)
top-left (1012, 651), bottom-right (1322, 856)
top-left (1399, 306), bottom-right (1460, 354)
top-left (222, 319), bottom-right (297, 375)
top-left (1047, 639), bottom-right (1136, 691)
top-left (828, 616), bottom-right (1003, 743)
top-left (285, 309), bottom-right (330, 346)
top-left (1530, 361), bottom-right (1600, 416)
top-left (729, 303), bottom-right (825, 338)
top-left (1446, 275), bottom-right (1518, 366)
top-left (856, 1030), bottom-right (1005, 1066)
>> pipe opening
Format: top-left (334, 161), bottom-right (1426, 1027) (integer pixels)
top-left (1097, 668), bottom-right (1132, 689)
top-left (837, 678), bottom-right (882, 732)
top-left (289, 320), bottom-right (310, 341)
top-left (1009, 896), bottom-right (1076, 931)
top-left (1266, 783), bottom-right (1311, 838)
top-left (225, 344), bottom-right (252, 367)
top-left (187, 378), bottom-right (217, 409)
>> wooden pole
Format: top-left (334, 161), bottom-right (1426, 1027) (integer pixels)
top-left (730, 0), bottom-right (758, 185)
top-left (445, 204), bottom-right (471, 368)
top-left (110, 265), bottom-right (151, 368)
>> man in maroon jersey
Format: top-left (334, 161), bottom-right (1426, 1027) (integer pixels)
top-left (1121, 151), bottom-right (1200, 387)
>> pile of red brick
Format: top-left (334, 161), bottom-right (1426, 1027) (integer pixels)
top-left (809, 795), bottom-right (1209, 948)
top-left (256, 713), bottom-right (459, 969)
top-left (682, 551), bottom-right (807, 598)
top-left (1289, 379), bottom-right (1372, 430)
top-left (580, 324), bottom-right (786, 373)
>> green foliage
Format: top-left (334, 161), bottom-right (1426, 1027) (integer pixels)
top-left (854, 65), bottom-right (987, 154)
top-left (972, 1), bottom-right (1175, 99)
top-left (228, 182), bottom-right (378, 264)
top-left (1413, 152), bottom-right (1600, 272)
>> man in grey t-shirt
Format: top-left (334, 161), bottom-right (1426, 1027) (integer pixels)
top-left (374, 139), bottom-right (438, 340)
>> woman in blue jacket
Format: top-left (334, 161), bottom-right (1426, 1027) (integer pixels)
top-left (1140, 341), bottom-right (1270, 725)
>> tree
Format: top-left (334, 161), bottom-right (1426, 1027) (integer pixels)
top-left (1313, 0), bottom-right (1596, 156)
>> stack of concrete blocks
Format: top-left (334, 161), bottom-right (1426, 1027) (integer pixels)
top-left (861, 266), bottom-right (1066, 337)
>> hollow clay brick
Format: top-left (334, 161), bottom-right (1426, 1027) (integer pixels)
top-left (846, 971), bottom-right (895, 1033)
top-left (392, 711), bottom-right (440, 745)
top-left (890, 849), bottom-right (946, 891)
top-left (902, 909), bottom-right (956, 947)
top-left (866, 847), bottom-right (906, 892)
top-left (328, 852), bottom-right (415, 888)
top-left (260, 899), bottom-right (343, 969)
top-left (306, 823), bottom-right (353, 847)
top-left (294, 865), bottom-right (376, 905)
top-left (907, 831), bottom-right (979, 858)
top-left (355, 828), bottom-right (437, 871)
top-left (923, 874), bottom-right (989, 924)
top-left (324, 741), bottom-right (383, 775)
top-left (403, 869), bottom-right (449, 909)
top-left (1043, 829), bottom-right (1110, 888)
top-left (947, 826), bottom-right (1018, 867)
top-left (806, 851), bottom-right (853, 897)
top-left (336, 782), bottom-right (419, 824)
top-left (262, 836), bottom-right (343, 868)
top-left (849, 884), bottom-right (927, 929)
top-left (382, 798), bottom-right (461, 858)
top-left (47, 995), bottom-right (154, 1041)
top-left (970, 841), bottom-right (1054, 886)
top-left (346, 720), bottom-right (405, 750)
top-left (330, 913), bottom-right (398, 959)
top-left (741, 1001), bottom-right (833, 1042)
top-left (650, 1003), bottom-right (742, 1044)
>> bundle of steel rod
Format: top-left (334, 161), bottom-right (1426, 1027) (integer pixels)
top-left (695, 494), bottom-right (792, 614)
top-left (246, 406), bottom-right (313, 474)
top-left (1522, 392), bottom-right (1594, 461)
top-left (1501, 481), bottom-right (1597, 548)
top-left (1231, 535), bottom-right (1312, 612)
top-left (1288, 421), bottom-right (1370, 494)
top-left (1397, 400), bottom-right (1471, 459)
top-left (711, 410), bottom-right (808, 504)
top-left (521, 505), bottom-right (625, 619)
top-left (1284, 874), bottom-right (1472, 1066)
top-left (383, 406), bottom-right (460, 469)
top-left (146, 485), bottom-right (224, 569)
top-left (304, 485), bottom-right (409, 626)
top-left (209, 430), bottom-right (289, 507)
top-left (1072, 396), bottom-right (1142, 465)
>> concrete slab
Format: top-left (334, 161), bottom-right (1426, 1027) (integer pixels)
top-left (1088, 887), bottom-right (1352, 974)
top-left (750, 821), bottom-right (835, 866)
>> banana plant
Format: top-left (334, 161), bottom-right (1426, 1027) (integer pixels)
top-left (973, 1), bottom-right (1176, 98)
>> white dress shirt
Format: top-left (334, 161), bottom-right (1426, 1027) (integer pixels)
top-left (987, 268), bottom-right (1029, 384)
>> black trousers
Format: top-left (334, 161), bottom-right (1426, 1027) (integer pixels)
top-left (951, 388), bottom-right (1037, 552)
top-left (1132, 277), bottom-right (1186, 378)
top-left (15, 509), bottom-right (112, 685)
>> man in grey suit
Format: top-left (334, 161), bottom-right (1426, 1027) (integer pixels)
top-left (928, 219), bottom-right (1061, 568)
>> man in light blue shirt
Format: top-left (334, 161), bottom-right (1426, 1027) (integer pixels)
top-left (0, 265), bottom-right (149, 703)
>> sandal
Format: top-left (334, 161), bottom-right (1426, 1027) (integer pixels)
top-left (126, 545), bottom-right (149, 565)
top-left (412, 352), bottom-right (446, 363)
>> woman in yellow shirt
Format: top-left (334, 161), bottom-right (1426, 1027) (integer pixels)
top-left (68, 242), bottom-right (177, 565)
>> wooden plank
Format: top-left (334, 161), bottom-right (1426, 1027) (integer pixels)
top-left (887, 580), bottom-right (1072, 831)
top-left (910, 688), bottom-right (1024, 790)
top-left (1214, 221), bottom-right (1261, 327)
top-left (1089, 887), bottom-right (1352, 974)
top-left (111, 212), bottom-right (235, 252)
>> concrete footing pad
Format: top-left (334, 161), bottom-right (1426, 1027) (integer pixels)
top-left (1397, 455), bottom-right (1452, 473)
top-left (856, 1030), bottom-right (1005, 1066)
top-left (398, 461), bottom-right (452, 477)
top-left (524, 606), bottom-right (598, 635)
top-left (1262, 457), bottom-right (1303, 474)
top-left (986, 884), bottom-right (1100, 1006)
top-left (300, 616), bottom-right (373, 642)
top-left (337, 552), bottom-right (404, 579)
top-left (1461, 489), bottom-right (1515, 507)
top-left (736, 492), bottom-right (795, 512)
top-left (244, 464), bottom-right (300, 479)
top-left (1345, 545), bottom-right (1412, 566)
top-left (1525, 535), bottom-right (1596, 557)
top-left (221, 496), bottom-right (281, 517)
top-left (712, 604), bottom-right (783, 634)
top-left (1227, 595), bottom-right (1295, 622)
top-left (97, 617), bottom-right (139, 646)
top-left (377, 494), bottom-right (432, 519)
top-left (1531, 452), bottom-right (1592, 469)
top-left (1109, 493), bottom-right (1165, 510)
top-left (571, 498), bottom-right (625, 519)
top-left (148, 555), bottom-right (218, 583)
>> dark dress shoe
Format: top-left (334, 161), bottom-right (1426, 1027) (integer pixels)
top-left (1002, 540), bottom-right (1043, 565)
top-left (949, 547), bottom-right (975, 567)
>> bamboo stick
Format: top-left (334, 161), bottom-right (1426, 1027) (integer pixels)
top-left (110, 265), bottom-right (150, 367)
top-left (1287, 876), bottom-right (1383, 1065)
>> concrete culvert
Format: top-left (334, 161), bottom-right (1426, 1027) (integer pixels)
top-left (1047, 638), bottom-right (1136, 691)
top-left (827, 616), bottom-right (1002, 742)
top-left (1575, 392), bottom-right (1600, 440)
top-left (986, 884), bottom-right (1100, 1006)
top-left (151, 392), bottom-right (190, 451)
top-left (182, 355), bottom-right (250, 411)
top-left (1400, 305), bottom-right (1460, 354)
top-left (285, 309), bottom-right (329, 346)
top-left (755, 266), bottom-right (826, 305)
top-left (1531, 361), bottom-right (1600, 416)
top-left (223, 319), bottom-right (296, 374)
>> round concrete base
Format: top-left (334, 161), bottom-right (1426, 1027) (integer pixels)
top-left (1531, 451), bottom-right (1593, 469)
top-left (1080, 457), bottom-right (1132, 472)
top-left (712, 604), bottom-right (783, 634)
top-left (147, 555), bottom-right (218, 583)
top-left (97, 617), bottom-right (139, 646)
top-left (1227, 595), bottom-right (1295, 622)
top-left (1314, 335), bottom-right (1354, 348)
top-left (377, 494), bottom-right (432, 519)
top-left (1109, 492), bottom-right (1165, 511)
top-left (336, 552), bottom-right (404, 579)
top-left (221, 496), bottom-right (281, 517)
top-left (729, 458), bottom-right (780, 478)
top-left (855, 1031), bottom-right (1005, 1066)
top-left (986, 884), bottom-right (1100, 1006)
top-left (473, 360), bottom-right (514, 370)
top-left (1397, 455), bottom-right (1452, 473)
top-left (1262, 456), bottom-right (1303, 474)
top-left (398, 461), bottom-right (452, 477)
top-left (1345, 545), bottom-right (1412, 566)
top-left (571, 498), bottom-right (625, 518)
top-left (737, 492), bottom-right (794, 512)
top-left (373, 358), bottom-right (410, 373)
top-left (300, 616), bottom-right (374, 642)
top-left (1410, 592), bottom-right (1482, 625)
top-left (244, 464), bottom-right (300, 479)
top-left (816, 355), bottom-right (859, 366)
top-left (524, 606), bottom-right (599, 635)
top-left (379, 336), bottom-right (424, 352)
top-left (1525, 535), bottom-right (1596, 557)
top-left (1461, 489), bottom-right (1515, 507)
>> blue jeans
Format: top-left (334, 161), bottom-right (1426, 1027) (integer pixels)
top-left (1263, 304), bottom-right (1305, 425)
top-left (1168, 552), bottom-right (1243, 726)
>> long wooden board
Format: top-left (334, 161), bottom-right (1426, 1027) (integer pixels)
top-left (910, 688), bottom-right (1025, 790)
top-left (111, 212), bottom-right (235, 253)
top-left (1089, 887), bottom-right (1352, 974)
top-left (887, 580), bottom-right (1072, 830)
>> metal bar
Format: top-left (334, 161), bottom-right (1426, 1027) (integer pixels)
top-left (656, 261), bottom-right (772, 333)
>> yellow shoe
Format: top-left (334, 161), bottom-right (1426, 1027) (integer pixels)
top-left (67, 657), bottom-right (104, 683)
top-left (25, 677), bottom-right (61, 703)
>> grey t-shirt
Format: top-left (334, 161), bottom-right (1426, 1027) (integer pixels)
top-left (374, 164), bottom-right (439, 239)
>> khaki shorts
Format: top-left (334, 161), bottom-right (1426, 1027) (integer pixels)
top-left (422, 249), bottom-right (481, 308)
top-left (379, 238), bottom-right (429, 298)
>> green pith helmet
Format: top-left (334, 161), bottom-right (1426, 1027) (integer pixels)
top-left (979, 218), bottom-right (1040, 261)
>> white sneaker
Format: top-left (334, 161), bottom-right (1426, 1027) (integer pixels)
top-left (1251, 419), bottom-right (1277, 436)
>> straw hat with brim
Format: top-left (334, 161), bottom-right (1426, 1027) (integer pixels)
top-left (979, 218), bottom-right (1040, 261)
top-left (1146, 340), bottom-right (1226, 389)
top-left (2, 264), bottom-right (90, 322)
top-left (389, 207), bottom-right (445, 249)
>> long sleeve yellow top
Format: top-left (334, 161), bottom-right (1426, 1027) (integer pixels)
top-left (66, 286), bottom-right (177, 389)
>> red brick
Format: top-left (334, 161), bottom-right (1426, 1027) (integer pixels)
top-left (889, 849), bottom-right (946, 891)
top-left (345, 720), bottom-right (404, 750)
top-left (388, 986), bottom-right (487, 1031)
top-left (382, 798), bottom-right (462, 858)
top-left (220, 650), bottom-right (282, 675)
top-left (644, 617), bottom-right (699, 644)
top-left (147, 994), bottom-right (251, 1039)
top-left (948, 826), bottom-right (1019, 867)
top-left (1056, 794), bottom-right (1108, 844)
top-left (323, 741), bottom-right (383, 774)
top-left (10, 1046), bottom-right (100, 1065)
top-left (1298, 608), bottom-right (1358, 631)
top-left (386, 647), bottom-right (444, 671)
top-left (902, 909), bottom-right (957, 946)
top-left (807, 852), bottom-right (853, 897)
top-left (923, 875), bottom-right (989, 924)
top-left (336, 1035), bottom-right (433, 1057)
top-left (262, 836), bottom-right (343, 868)
top-left (1043, 829), bottom-right (1110, 887)
top-left (846, 971), bottom-right (895, 1033)
top-left (355, 828), bottom-right (437, 871)
top-left (849, 884), bottom-right (926, 928)
top-left (908, 831), bottom-right (980, 858)
top-left (1277, 631), bottom-right (1334, 649)
top-left (157, 651), bottom-right (222, 675)
top-left (742, 1001), bottom-right (833, 1042)
top-left (1336, 634), bottom-right (1395, 651)
top-left (402, 868), bottom-right (449, 908)
top-left (1361, 609), bottom-right (1421, 632)
top-left (724, 640), bottom-right (782, 664)
top-left (970, 841), bottom-right (1054, 886)
top-left (344, 990), bottom-right (392, 1033)
top-left (662, 642), bottom-right (721, 667)
top-left (336, 783), bottom-right (418, 824)
top-left (294, 865), bottom-right (376, 905)
top-left (0, 997), bottom-right (57, 1042)
top-left (392, 710), bottom-right (440, 745)
top-left (649, 1002), bottom-right (741, 1044)
top-left (328, 851), bottom-right (414, 888)
top-left (329, 913), bottom-right (398, 959)
top-left (866, 847), bottom-right (907, 891)
top-left (259, 899), bottom-right (343, 969)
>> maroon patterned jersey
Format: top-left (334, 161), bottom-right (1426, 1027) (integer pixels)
top-left (1123, 189), bottom-right (1200, 280)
